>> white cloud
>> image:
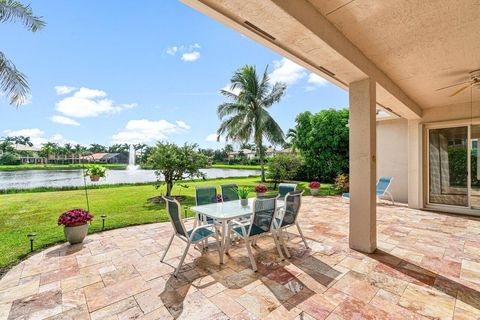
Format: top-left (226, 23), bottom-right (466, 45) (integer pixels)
top-left (50, 115), bottom-right (80, 126)
top-left (111, 119), bottom-right (190, 144)
top-left (305, 73), bottom-right (328, 91)
top-left (55, 87), bottom-right (136, 118)
top-left (73, 88), bottom-right (107, 99)
top-left (3, 128), bottom-right (77, 147)
top-left (166, 46), bottom-right (178, 55)
top-left (54, 86), bottom-right (76, 95)
top-left (269, 58), bottom-right (307, 85)
top-left (181, 51), bottom-right (200, 62)
top-left (206, 133), bottom-right (225, 143)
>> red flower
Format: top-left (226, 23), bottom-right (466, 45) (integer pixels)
top-left (58, 209), bottom-right (94, 226)
top-left (254, 185), bottom-right (268, 193)
top-left (309, 181), bottom-right (321, 189)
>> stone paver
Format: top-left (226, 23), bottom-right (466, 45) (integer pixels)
top-left (1, 196), bottom-right (480, 319)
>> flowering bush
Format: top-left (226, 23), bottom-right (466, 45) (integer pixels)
top-left (217, 194), bottom-right (223, 203)
top-left (58, 209), bottom-right (94, 227)
top-left (254, 185), bottom-right (268, 193)
top-left (309, 181), bottom-right (321, 189)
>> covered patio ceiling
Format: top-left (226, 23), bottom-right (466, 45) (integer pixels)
top-left (181, 0), bottom-right (480, 118)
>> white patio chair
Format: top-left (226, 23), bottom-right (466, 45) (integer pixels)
top-left (229, 196), bottom-right (285, 271)
top-left (342, 176), bottom-right (395, 205)
top-left (161, 196), bottom-right (221, 277)
top-left (274, 190), bottom-right (308, 258)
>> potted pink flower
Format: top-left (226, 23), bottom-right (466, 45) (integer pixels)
top-left (58, 209), bottom-right (94, 244)
top-left (309, 181), bottom-right (321, 196)
top-left (254, 185), bottom-right (268, 197)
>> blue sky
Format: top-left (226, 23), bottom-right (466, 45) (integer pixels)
top-left (0, 0), bottom-right (348, 149)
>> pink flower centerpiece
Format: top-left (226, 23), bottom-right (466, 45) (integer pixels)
top-left (217, 194), bottom-right (223, 203)
top-left (254, 185), bottom-right (268, 196)
top-left (309, 181), bottom-right (321, 196)
top-left (58, 209), bottom-right (94, 244)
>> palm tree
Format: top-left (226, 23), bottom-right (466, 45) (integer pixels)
top-left (286, 128), bottom-right (298, 152)
top-left (0, 0), bottom-right (45, 106)
top-left (63, 143), bottom-right (73, 163)
top-left (39, 142), bottom-right (56, 164)
top-left (134, 143), bottom-right (147, 164)
top-left (74, 144), bottom-right (83, 164)
top-left (217, 65), bottom-right (286, 182)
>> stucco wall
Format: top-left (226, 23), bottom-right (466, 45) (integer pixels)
top-left (377, 118), bottom-right (409, 203)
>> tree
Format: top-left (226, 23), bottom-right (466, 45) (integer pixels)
top-left (89, 144), bottom-right (107, 153)
top-left (134, 143), bottom-right (147, 164)
top-left (39, 142), bottom-right (57, 163)
top-left (286, 128), bottom-right (298, 152)
top-left (0, 152), bottom-right (19, 165)
top-left (0, 0), bottom-right (45, 106)
top-left (217, 65), bottom-right (286, 182)
top-left (108, 143), bottom-right (129, 153)
top-left (294, 109), bottom-right (349, 181)
top-left (147, 142), bottom-right (210, 196)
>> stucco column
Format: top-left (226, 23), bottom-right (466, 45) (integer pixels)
top-left (408, 119), bottom-right (422, 208)
top-left (349, 78), bottom-right (377, 253)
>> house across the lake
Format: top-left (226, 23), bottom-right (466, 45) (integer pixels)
top-left (12, 144), bottom-right (43, 164)
top-left (81, 152), bottom-right (129, 164)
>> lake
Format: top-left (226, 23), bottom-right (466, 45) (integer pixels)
top-left (0, 168), bottom-right (261, 190)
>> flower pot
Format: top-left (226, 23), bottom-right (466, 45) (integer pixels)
top-left (310, 188), bottom-right (320, 196)
top-left (64, 223), bottom-right (88, 244)
top-left (240, 198), bottom-right (248, 206)
top-left (256, 192), bottom-right (265, 197)
top-left (89, 175), bottom-right (100, 182)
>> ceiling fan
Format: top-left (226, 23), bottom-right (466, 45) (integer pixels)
top-left (436, 69), bottom-right (480, 97)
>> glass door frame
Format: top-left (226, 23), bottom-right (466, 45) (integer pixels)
top-left (425, 120), bottom-right (475, 211)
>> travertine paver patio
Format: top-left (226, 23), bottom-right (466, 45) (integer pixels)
top-left (1, 196), bottom-right (480, 319)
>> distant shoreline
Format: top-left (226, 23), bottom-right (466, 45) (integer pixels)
top-left (0, 163), bottom-right (263, 171)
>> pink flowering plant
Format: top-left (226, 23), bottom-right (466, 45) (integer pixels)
top-left (217, 194), bottom-right (223, 203)
top-left (254, 185), bottom-right (268, 193)
top-left (309, 181), bottom-right (321, 189)
top-left (58, 209), bottom-right (94, 227)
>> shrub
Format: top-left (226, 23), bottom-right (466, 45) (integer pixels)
top-left (0, 152), bottom-right (20, 165)
top-left (335, 174), bottom-right (349, 192)
top-left (58, 209), bottom-right (94, 226)
top-left (267, 154), bottom-right (303, 187)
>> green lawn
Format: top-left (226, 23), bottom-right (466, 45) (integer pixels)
top-left (0, 177), bottom-right (337, 271)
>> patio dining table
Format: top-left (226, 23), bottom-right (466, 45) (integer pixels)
top-left (191, 198), bottom-right (284, 264)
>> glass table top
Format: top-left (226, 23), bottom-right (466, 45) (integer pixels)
top-left (191, 198), bottom-right (284, 221)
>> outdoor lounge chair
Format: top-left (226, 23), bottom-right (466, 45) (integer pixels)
top-left (221, 184), bottom-right (239, 202)
top-left (161, 196), bottom-right (221, 277)
top-left (274, 190), bottom-right (308, 257)
top-left (229, 196), bottom-right (285, 271)
top-left (278, 183), bottom-right (297, 198)
top-left (342, 176), bottom-right (395, 205)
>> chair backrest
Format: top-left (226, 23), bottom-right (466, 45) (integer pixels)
top-left (195, 186), bottom-right (217, 206)
top-left (250, 196), bottom-right (277, 237)
top-left (221, 184), bottom-right (239, 202)
top-left (278, 183), bottom-right (297, 198)
top-left (376, 176), bottom-right (393, 195)
top-left (163, 196), bottom-right (187, 237)
top-left (280, 190), bottom-right (304, 227)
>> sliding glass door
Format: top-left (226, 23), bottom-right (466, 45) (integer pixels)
top-left (428, 126), bottom-right (468, 207)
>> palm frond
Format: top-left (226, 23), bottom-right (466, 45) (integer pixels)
top-left (262, 82), bottom-right (286, 107)
top-left (0, 0), bottom-right (45, 32)
top-left (260, 109), bottom-right (285, 145)
top-left (0, 52), bottom-right (29, 106)
top-left (217, 102), bottom-right (246, 119)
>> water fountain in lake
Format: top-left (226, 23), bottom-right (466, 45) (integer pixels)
top-left (127, 144), bottom-right (139, 171)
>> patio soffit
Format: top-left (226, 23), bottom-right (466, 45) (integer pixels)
top-left (182, 0), bottom-right (480, 119)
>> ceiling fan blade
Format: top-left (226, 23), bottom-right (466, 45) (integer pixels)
top-left (449, 84), bottom-right (471, 97)
top-left (436, 80), bottom-right (472, 91)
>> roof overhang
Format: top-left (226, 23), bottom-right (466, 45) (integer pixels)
top-left (181, 0), bottom-right (424, 119)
